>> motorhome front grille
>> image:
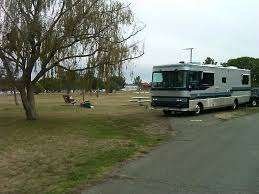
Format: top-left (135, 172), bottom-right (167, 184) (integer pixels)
top-left (151, 97), bottom-right (189, 108)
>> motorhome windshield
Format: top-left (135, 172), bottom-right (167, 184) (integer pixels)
top-left (152, 71), bottom-right (187, 89)
top-left (152, 70), bottom-right (215, 90)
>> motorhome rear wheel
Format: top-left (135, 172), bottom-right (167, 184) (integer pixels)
top-left (232, 100), bottom-right (238, 110)
top-left (251, 99), bottom-right (257, 107)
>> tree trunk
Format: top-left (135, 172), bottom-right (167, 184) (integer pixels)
top-left (82, 89), bottom-right (85, 102)
top-left (96, 89), bottom-right (99, 98)
top-left (13, 88), bottom-right (19, 105)
top-left (19, 87), bottom-right (37, 120)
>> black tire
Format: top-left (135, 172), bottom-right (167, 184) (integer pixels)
top-left (232, 99), bottom-right (238, 110)
top-left (194, 103), bottom-right (202, 115)
top-left (163, 110), bottom-right (172, 116)
top-left (251, 99), bottom-right (257, 107)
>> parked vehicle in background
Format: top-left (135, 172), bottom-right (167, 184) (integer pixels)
top-left (250, 88), bottom-right (259, 107)
top-left (151, 62), bottom-right (251, 115)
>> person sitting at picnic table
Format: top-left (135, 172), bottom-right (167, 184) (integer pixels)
top-left (63, 94), bottom-right (76, 105)
top-left (69, 96), bottom-right (74, 101)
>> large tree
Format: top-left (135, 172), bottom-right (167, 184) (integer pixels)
top-left (133, 75), bottom-right (142, 86)
top-left (226, 57), bottom-right (259, 87)
top-left (0, 0), bottom-right (143, 120)
top-left (204, 57), bottom-right (216, 65)
top-left (105, 75), bottom-right (126, 92)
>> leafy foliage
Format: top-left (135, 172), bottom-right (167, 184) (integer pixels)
top-left (226, 57), bottom-right (259, 87)
top-left (133, 75), bottom-right (142, 87)
top-left (106, 75), bottom-right (126, 92)
top-left (204, 57), bottom-right (216, 65)
top-left (38, 74), bottom-right (125, 93)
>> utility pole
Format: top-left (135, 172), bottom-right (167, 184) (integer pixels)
top-left (183, 48), bottom-right (194, 63)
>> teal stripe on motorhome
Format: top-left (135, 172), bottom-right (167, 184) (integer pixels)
top-left (190, 92), bottom-right (231, 100)
top-left (190, 88), bottom-right (251, 100)
top-left (231, 87), bottom-right (251, 91)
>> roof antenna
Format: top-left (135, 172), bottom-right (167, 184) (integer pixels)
top-left (183, 48), bottom-right (194, 63)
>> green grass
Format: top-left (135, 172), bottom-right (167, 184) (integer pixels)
top-left (0, 93), bottom-right (170, 193)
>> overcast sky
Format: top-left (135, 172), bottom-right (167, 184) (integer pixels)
top-left (125, 0), bottom-right (259, 83)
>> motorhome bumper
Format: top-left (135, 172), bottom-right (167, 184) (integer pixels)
top-left (152, 107), bottom-right (190, 112)
top-left (151, 97), bottom-right (189, 109)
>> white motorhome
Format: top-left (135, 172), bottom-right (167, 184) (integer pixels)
top-left (151, 62), bottom-right (251, 115)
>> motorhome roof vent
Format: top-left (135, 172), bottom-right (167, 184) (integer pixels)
top-left (192, 62), bottom-right (202, 65)
top-left (228, 66), bottom-right (238, 69)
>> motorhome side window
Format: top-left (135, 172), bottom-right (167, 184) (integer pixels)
top-left (188, 71), bottom-right (202, 89)
top-left (202, 73), bottom-right (214, 86)
top-left (242, 75), bottom-right (249, 85)
top-left (188, 71), bottom-right (214, 89)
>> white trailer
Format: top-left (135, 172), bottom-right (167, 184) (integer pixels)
top-left (151, 63), bottom-right (251, 115)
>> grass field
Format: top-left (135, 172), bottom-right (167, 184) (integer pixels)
top-left (0, 92), bottom-right (171, 193)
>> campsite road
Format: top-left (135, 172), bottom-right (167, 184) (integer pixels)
top-left (83, 112), bottom-right (259, 194)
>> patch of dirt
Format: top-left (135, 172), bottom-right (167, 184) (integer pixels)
top-left (140, 117), bottom-right (175, 135)
top-left (214, 112), bottom-right (234, 120)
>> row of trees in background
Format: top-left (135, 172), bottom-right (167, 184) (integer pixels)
top-left (226, 57), bottom-right (259, 87)
top-left (1, 68), bottom-right (127, 104)
top-left (36, 72), bottom-right (126, 94)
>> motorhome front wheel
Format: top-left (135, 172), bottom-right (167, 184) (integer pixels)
top-left (194, 104), bottom-right (202, 115)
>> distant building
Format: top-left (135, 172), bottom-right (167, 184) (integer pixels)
top-left (122, 84), bottom-right (138, 91)
top-left (140, 81), bottom-right (151, 91)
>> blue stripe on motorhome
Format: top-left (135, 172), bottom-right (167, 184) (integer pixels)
top-left (190, 92), bottom-right (231, 100)
top-left (231, 87), bottom-right (251, 91)
top-left (190, 88), bottom-right (251, 100)
top-left (152, 87), bottom-right (252, 92)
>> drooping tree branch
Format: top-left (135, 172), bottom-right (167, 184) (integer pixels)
top-left (0, 0), bottom-right (144, 120)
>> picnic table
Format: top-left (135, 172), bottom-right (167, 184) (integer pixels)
top-left (129, 96), bottom-right (151, 105)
